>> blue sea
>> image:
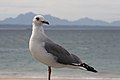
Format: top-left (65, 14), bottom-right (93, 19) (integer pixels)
top-left (0, 29), bottom-right (120, 79)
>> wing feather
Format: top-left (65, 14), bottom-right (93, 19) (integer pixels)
top-left (44, 41), bottom-right (82, 65)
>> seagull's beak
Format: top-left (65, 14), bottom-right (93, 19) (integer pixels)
top-left (41, 21), bottom-right (49, 25)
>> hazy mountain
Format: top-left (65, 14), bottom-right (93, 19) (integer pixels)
top-left (0, 12), bottom-right (120, 27)
top-left (0, 12), bottom-right (35, 25)
top-left (0, 12), bottom-right (70, 25)
top-left (111, 21), bottom-right (120, 26)
top-left (71, 17), bottom-right (109, 26)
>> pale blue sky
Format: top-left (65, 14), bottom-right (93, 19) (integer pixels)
top-left (0, 0), bottom-right (120, 22)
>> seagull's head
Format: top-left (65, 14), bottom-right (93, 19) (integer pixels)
top-left (32, 15), bottom-right (49, 26)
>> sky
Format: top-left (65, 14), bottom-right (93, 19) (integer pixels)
top-left (0, 0), bottom-right (120, 22)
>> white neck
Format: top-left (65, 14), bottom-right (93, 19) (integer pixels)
top-left (30, 24), bottom-right (46, 41)
top-left (32, 24), bottom-right (44, 34)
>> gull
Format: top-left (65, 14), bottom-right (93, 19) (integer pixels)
top-left (29, 15), bottom-right (98, 80)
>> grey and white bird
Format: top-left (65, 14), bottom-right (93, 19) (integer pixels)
top-left (29, 15), bottom-right (98, 80)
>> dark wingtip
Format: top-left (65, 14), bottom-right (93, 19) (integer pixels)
top-left (80, 63), bottom-right (98, 73)
top-left (89, 69), bottom-right (98, 73)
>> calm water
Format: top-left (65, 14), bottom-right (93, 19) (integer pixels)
top-left (0, 29), bottom-right (120, 78)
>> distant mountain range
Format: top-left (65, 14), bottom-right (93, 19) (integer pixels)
top-left (0, 12), bottom-right (120, 27)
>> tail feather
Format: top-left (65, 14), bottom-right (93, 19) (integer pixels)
top-left (80, 63), bottom-right (98, 73)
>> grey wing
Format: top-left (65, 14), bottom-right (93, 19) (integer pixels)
top-left (71, 54), bottom-right (82, 65)
top-left (44, 41), bottom-right (82, 65)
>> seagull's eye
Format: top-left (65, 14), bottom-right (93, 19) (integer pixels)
top-left (36, 17), bottom-right (39, 21)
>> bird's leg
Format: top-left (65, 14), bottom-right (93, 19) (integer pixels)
top-left (48, 66), bottom-right (51, 80)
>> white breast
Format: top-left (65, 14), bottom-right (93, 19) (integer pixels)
top-left (29, 26), bottom-right (65, 68)
top-left (29, 38), bottom-right (54, 65)
top-left (29, 39), bottom-right (65, 68)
